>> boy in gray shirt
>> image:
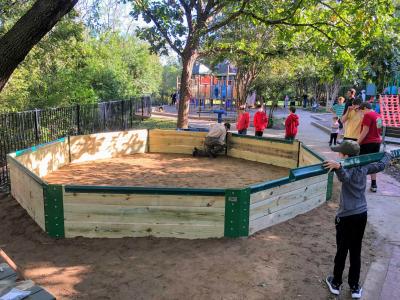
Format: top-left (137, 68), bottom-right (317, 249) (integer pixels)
top-left (322, 140), bottom-right (392, 298)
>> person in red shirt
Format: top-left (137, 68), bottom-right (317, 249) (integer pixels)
top-left (253, 104), bottom-right (268, 137)
top-left (236, 105), bottom-right (250, 135)
top-left (357, 102), bottom-right (383, 192)
top-left (285, 106), bottom-right (299, 140)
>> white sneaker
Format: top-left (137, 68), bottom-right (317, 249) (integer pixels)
top-left (351, 286), bottom-right (362, 298)
top-left (325, 275), bottom-right (340, 295)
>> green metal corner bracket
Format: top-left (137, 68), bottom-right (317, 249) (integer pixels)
top-left (224, 188), bottom-right (250, 238)
top-left (43, 184), bottom-right (65, 238)
top-left (326, 172), bottom-right (334, 201)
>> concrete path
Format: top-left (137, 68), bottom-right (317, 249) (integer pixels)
top-left (153, 108), bottom-right (400, 299)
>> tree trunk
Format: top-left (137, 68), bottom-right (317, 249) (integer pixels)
top-left (235, 63), bottom-right (258, 109)
top-left (325, 78), bottom-right (341, 109)
top-left (177, 50), bottom-right (198, 129)
top-left (235, 74), bottom-right (247, 108)
top-left (0, 0), bottom-right (78, 92)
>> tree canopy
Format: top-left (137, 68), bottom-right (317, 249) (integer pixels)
top-left (1, 0), bottom-right (400, 116)
top-left (0, 1), bottom-right (162, 112)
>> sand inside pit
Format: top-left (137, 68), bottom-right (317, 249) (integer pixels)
top-left (44, 153), bottom-right (290, 188)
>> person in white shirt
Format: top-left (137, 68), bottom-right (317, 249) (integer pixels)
top-left (193, 123), bottom-right (231, 158)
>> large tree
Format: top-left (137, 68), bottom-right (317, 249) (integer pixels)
top-left (131, 0), bottom-right (391, 128)
top-left (0, 0), bottom-right (78, 92)
top-left (129, 0), bottom-right (251, 128)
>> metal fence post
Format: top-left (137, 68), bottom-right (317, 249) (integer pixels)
top-left (141, 97), bottom-right (144, 118)
top-left (76, 104), bottom-right (81, 135)
top-left (121, 100), bottom-right (125, 129)
top-left (103, 103), bottom-right (107, 131)
top-left (129, 98), bottom-right (133, 128)
top-left (33, 109), bottom-right (40, 143)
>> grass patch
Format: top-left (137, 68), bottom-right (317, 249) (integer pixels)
top-left (134, 117), bottom-right (176, 129)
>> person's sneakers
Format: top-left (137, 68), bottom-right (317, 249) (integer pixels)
top-left (325, 275), bottom-right (340, 295)
top-left (351, 285), bottom-right (362, 299)
top-left (370, 184), bottom-right (377, 192)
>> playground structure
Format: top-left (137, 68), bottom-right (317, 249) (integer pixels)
top-left (7, 129), bottom-right (337, 239)
top-left (379, 94), bottom-right (400, 147)
top-left (178, 62), bottom-right (238, 111)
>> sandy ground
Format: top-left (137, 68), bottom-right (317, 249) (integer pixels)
top-left (0, 183), bottom-right (377, 300)
top-left (43, 153), bottom-right (290, 189)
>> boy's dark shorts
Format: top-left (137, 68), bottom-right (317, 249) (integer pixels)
top-left (360, 143), bottom-right (381, 155)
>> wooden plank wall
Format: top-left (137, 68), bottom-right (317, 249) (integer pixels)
top-left (70, 129), bottom-right (148, 163)
top-left (63, 191), bottom-right (225, 239)
top-left (298, 145), bottom-right (324, 167)
top-left (249, 174), bottom-right (328, 235)
top-left (15, 139), bottom-right (70, 177)
top-left (7, 158), bottom-right (45, 230)
top-left (149, 129), bottom-right (207, 154)
top-left (227, 135), bottom-right (299, 168)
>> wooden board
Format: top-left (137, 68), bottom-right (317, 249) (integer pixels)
top-left (65, 221), bottom-right (224, 239)
top-left (64, 192), bottom-right (225, 208)
top-left (7, 159), bottom-right (45, 230)
top-left (298, 145), bottom-right (323, 167)
top-left (15, 139), bottom-right (69, 177)
top-left (248, 174), bottom-right (328, 235)
top-left (227, 136), bottom-right (299, 168)
top-left (149, 129), bottom-right (207, 155)
top-left (250, 179), bottom-right (327, 221)
top-left (250, 174), bottom-right (327, 204)
top-left (249, 193), bottom-right (326, 235)
top-left (63, 191), bottom-right (225, 239)
top-left (64, 203), bottom-right (224, 225)
top-left (70, 129), bottom-right (148, 163)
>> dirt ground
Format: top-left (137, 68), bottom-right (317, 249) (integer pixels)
top-left (0, 182), bottom-right (377, 300)
top-left (385, 157), bottom-right (400, 183)
top-left (43, 153), bottom-right (290, 188)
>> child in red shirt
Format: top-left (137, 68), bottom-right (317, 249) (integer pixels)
top-left (285, 106), bottom-right (299, 140)
top-left (253, 104), bottom-right (268, 137)
top-left (236, 105), bottom-right (250, 135)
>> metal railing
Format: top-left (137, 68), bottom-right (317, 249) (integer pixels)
top-left (0, 97), bottom-right (152, 192)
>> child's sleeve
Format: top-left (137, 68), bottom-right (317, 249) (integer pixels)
top-left (363, 152), bottom-right (392, 175)
top-left (334, 165), bottom-right (352, 183)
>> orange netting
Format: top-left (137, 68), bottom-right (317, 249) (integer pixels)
top-left (379, 95), bottom-right (400, 127)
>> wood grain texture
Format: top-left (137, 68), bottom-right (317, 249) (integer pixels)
top-left (227, 136), bottom-right (299, 168)
top-left (298, 145), bottom-right (323, 167)
top-left (16, 139), bottom-right (69, 177)
top-left (8, 158), bottom-right (45, 230)
top-left (65, 221), bottom-right (224, 239)
top-left (250, 180), bottom-right (327, 221)
top-left (149, 129), bottom-right (207, 154)
top-left (250, 174), bottom-right (327, 204)
top-left (63, 191), bottom-right (225, 239)
top-left (64, 192), bottom-right (225, 208)
top-left (248, 173), bottom-right (328, 235)
top-left (249, 193), bottom-right (326, 235)
top-left (70, 129), bottom-right (148, 163)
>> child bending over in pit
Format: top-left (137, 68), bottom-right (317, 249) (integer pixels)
top-left (193, 123), bottom-right (231, 158)
top-left (323, 140), bottom-right (392, 299)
